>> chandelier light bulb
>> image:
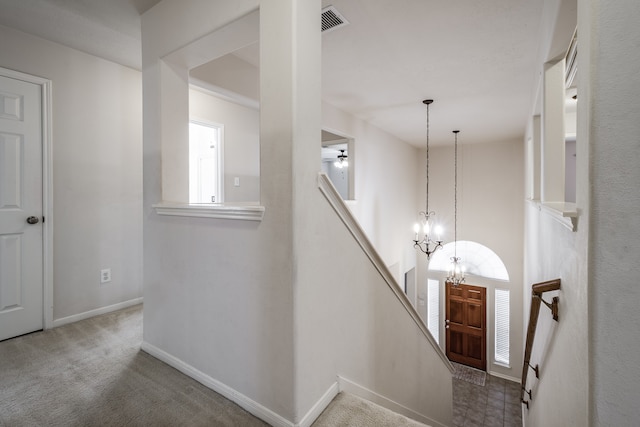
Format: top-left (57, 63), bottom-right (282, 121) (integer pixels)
top-left (434, 225), bottom-right (443, 242)
top-left (447, 256), bottom-right (466, 286)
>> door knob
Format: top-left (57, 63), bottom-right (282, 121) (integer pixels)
top-left (26, 216), bottom-right (40, 224)
top-left (445, 319), bottom-right (450, 329)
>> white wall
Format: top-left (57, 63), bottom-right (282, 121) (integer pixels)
top-left (423, 140), bottom-right (525, 380)
top-left (142, 0), bottom-right (296, 420)
top-left (190, 54), bottom-right (259, 102)
top-left (0, 24), bottom-right (143, 321)
top-left (295, 189), bottom-right (454, 426)
top-left (322, 102), bottom-right (420, 287)
top-left (189, 87), bottom-right (260, 202)
top-left (586, 0), bottom-right (640, 424)
top-left (143, 1), bottom-right (453, 425)
top-left (522, 0), bottom-right (589, 425)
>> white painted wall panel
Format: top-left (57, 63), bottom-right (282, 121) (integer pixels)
top-left (587, 0), bottom-right (640, 424)
top-left (0, 24), bottom-right (143, 320)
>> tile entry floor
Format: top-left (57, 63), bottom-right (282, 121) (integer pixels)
top-left (452, 373), bottom-right (523, 427)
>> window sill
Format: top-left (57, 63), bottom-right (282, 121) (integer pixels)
top-left (494, 360), bottom-right (511, 369)
top-left (152, 202), bottom-right (265, 221)
top-left (528, 199), bottom-right (578, 231)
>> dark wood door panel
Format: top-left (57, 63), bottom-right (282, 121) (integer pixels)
top-left (446, 282), bottom-right (487, 371)
top-left (467, 303), bottom-right (484, 329)
top-left (449, 300), bottom-right (465, 325)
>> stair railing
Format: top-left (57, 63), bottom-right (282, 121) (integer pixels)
top-left (521, 278), bottom-right (561, 409)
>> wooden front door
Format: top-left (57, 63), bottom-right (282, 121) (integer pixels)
top-left (446, 282), bottom-right (486, 371)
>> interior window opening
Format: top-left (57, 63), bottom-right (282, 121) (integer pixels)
top-left (189, 121), bottom-right (223, 204)
top-left (321, 129), bottom-right (354, 201)
top-left (564, 30), bottom-right (578, 204)
top-left (187, 40), bottom-right (260, 205)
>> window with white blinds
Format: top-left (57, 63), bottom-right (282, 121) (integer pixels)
top-left (495, 288), bottom-right (510, 365)
top-left (427, 279), bottom-right (440, 345)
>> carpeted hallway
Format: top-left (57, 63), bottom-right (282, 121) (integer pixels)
top-left (0, 305), bottom-right (268, 426)
top-left (0, 305), bottom-right (431, 426)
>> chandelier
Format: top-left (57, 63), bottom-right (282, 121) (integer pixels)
top-left (413, 99), bottom-right (443, 259)
top-left (334, 149), bottom-right (348, 168)
top-left (447, 130), bottom-right (465, 285)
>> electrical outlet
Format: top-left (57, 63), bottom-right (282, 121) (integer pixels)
top-left (100, 268), bottom-right (111, 284)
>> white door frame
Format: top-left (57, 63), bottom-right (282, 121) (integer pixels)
top-left (0, 67), bottom-right (53, 330)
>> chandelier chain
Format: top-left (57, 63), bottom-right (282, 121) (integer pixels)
top-left (412, 99), bottom-right (442, 259)
top-left (425, 102), bottom-right (430, 214)
top-left (448, 129), bottom-right (464, 286)
top-left (454, 130), bottom-right (458, 260)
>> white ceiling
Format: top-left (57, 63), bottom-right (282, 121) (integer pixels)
top-left (319, 0), bottom-right (545, 146)
top-left (0, 0), bottom-right (547, 147)
top-left (0, 0), bottom-right (161, 70)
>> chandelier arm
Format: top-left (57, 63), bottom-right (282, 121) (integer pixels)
top-left (413, 240), bottom-right (443, 259)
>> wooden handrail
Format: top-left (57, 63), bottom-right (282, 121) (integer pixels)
top-left (521, 279), bottom-right (561, 409)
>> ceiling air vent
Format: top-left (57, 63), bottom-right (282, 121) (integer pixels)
top-left (322, 6), bottom-right (349, 33)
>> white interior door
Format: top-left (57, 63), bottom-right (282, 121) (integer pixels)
top-left (189, 121), bottom-right (222, 203)
top-left (0, 74), bottom-right (43, 341)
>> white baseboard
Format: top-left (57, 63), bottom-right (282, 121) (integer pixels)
top-left (488, 370), bottom-right (520, 384)
top-left (141, 341), bottom-right (294, 427)
top-left (141, 342), bottom-right (339, 427)
top-left (337, 376), bottom-right (449, 427)
top-left (52, 297), bottom-right (143, 328)
top-left (296, 382), bottom-right (339, 427)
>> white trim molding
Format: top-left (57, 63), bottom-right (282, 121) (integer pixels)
top-left (52, 298), bottom-right (143, 328)
top-left (488, 370), bottom-right (521, 384)
top-left (153, 202), bottom-right (265, 221)
top-left (189, 80), bottom-right (259, 111)
top-left (296, 382), bottom-right (339, 427)
top-left (141, 342), bottom-right (294, 427)
top-left (337, 376), bottom-right (449, 427)
top-left (528, 199), bottom-right (578, 231)
top-left (141, 342), bottom-right (340, 427)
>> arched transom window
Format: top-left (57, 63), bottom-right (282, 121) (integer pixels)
top-left (429, 240), bottom-right (509, 281)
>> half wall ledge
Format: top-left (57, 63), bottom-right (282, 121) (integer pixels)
top-left (152, 202), bottom-right (265, 221)
top-left (527, 199), bottom-right (578, 232)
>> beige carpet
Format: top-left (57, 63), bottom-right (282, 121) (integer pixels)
top-left (313, 393), bottom-right (428, 427)
top-left (451, 361), bottom-right (486, 387)
top-left (0, 305), bottom-right (267, 426)
top-left (0, 304), bottom-right (431, 426)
